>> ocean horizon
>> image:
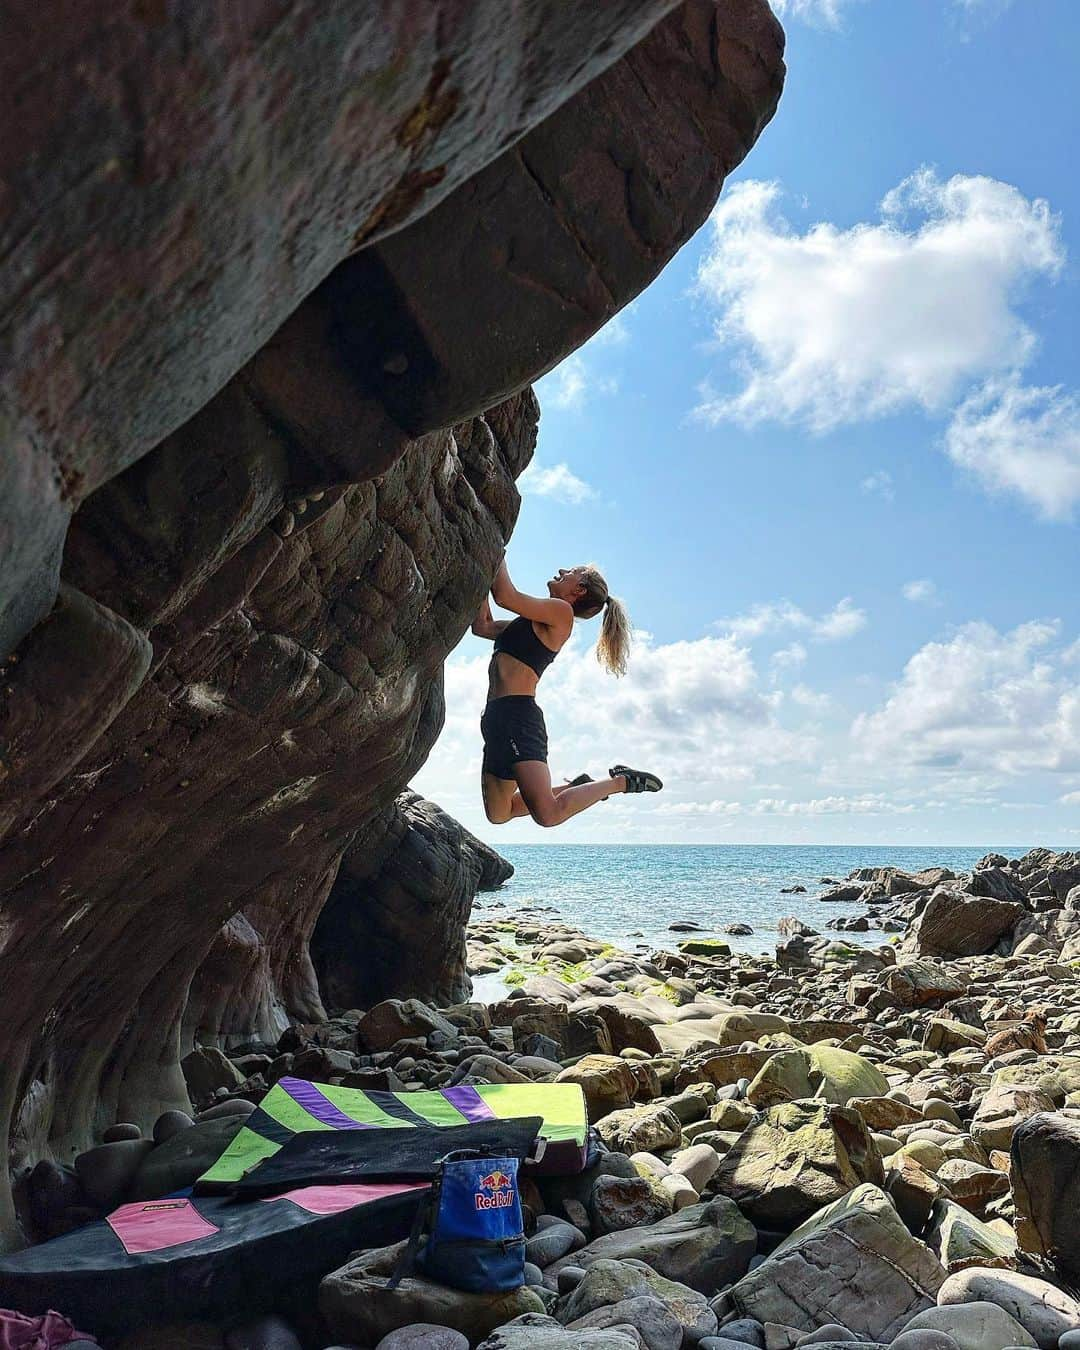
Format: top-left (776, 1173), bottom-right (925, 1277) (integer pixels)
top-left (479, 842), bottom-right (1047, 958)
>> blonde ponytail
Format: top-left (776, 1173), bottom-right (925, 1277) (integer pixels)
top-left (571, 564), bottom-right (632, 677)
top-left (596, 594), bottom-right (632, 677)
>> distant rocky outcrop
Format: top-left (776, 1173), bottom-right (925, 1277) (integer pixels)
top-left (0, 0), bottom-right (786, 1249)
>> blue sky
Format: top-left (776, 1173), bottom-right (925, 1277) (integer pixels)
top-left (414, 0), bottom-right (1080, 848)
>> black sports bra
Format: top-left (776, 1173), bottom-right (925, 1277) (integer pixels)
top-left (493, 616), bottom-right (559, 677)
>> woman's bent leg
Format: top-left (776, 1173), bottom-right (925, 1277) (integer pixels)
top-left (482, 773), bottom-right (520, 824)
top-left (513, 761), bottom-right (625, 828)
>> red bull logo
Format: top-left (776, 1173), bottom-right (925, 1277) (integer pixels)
top-left (474, 1167), bottom-right (515, 1211)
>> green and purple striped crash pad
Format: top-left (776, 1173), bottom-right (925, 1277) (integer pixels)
top-left (197, 1077), bottom-right (589, 1188)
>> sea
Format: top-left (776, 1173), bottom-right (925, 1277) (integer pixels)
top-left (476, 843), bottom-right (1030, 959)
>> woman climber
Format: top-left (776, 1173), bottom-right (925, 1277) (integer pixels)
top-left (472, 557), bottom-right (663, 827)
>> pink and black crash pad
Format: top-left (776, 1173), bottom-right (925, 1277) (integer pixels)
top-left (198, 1077), bottom-right (589, 1187)
top-left (220, 1115), bottom-right (544, 1198)
top-left (0, 1111), bottom-right (564, 1337)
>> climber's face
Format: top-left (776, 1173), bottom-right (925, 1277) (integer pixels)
top-left (548, 567), bottom-right (587, 603)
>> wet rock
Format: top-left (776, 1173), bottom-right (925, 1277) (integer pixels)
top-left (1010, 1110), bottom-right (1080, 1280)
top-left (730, 1185), bottom-right (946, 1341)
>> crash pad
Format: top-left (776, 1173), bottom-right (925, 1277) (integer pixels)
top-left (198, 1078), bottom-right (589, 1187)
top-left (226, 1114), bottom-right (544, 1198)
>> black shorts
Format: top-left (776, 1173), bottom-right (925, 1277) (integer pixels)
top-left (481, 696), bottom-right (548, 780)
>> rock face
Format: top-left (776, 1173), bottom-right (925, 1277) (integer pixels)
top-left (1010, 1111), bottom-right (1080, 1282)
top-left (729, 1185), bottom-right (947, 1341)
top-left (312, 791), bottom-right (513, 1009)
top-left (904, 890), bottom-right (1023, 958)
top-left (0, 0), bottom-right (786, 1251)
top-left (0, 0), bottom-right (687, 655)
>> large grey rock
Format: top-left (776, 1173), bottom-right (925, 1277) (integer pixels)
top-left (568, 1294), bottom-right (684, 1350)
top-left (899, 1304), bottom-right (1035, 1350)
top-left (476, 1314), bottom-right (640, 1349)
top-left (730, 1185), bottom-right (946, 1341)
top-left (936, 1269), bottom-right (1080, 1350)
top-left (556, 1259), bottom-right (717, 1343)
top-left (375, 1328), bottom-right (471, 1350)
top-left (924, 1200), bottom-right (1017, 1271)
top-left (879, 964), bottom-right (968, 1009)
top-left (1010, 1110), bottom-right (1080, 1282)
top-left (320, 1241), bottom-right (545, 1346)
top-left (714, 1102), bottom-right (883, 1230)
top-left (903, 891), bottom-right (1022, 959)
top-left (547, 1198), bottom-right (756, 1295)
top-left (970, 1083), bottom-right (1055, 1152)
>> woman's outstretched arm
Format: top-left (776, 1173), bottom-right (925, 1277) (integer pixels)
top-left (491, 558), bottom-right (572, 629)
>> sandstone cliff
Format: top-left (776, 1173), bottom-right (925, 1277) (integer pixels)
top-left (0, 0), bottom-right (785, 1249)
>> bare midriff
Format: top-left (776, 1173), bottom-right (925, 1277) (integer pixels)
top-left (487, 651), bottom-right (540, 700)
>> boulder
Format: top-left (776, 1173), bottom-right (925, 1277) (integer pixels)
top-left (476, 1313), bottom-right (639, 1348)
top-left (936, 1269), bottom-right (1080, 1350)
top-left (729, 1185), bottom-right (947, 1341)
top-left (746, 1047), bottom-right (888, 1110)
top-left (1010, 1110), bottom-right (1080, 1280)
top-left (591, 1175), bottom-right (673, 1235)
top-left (73, 1138), bottom-right (155, 1209)
top-left (546, 1197), bottom-right (757, 1295)
top-left (556, 1258), bottom-right (717, 1344)
top-left (924, 1200), bottom-right (1017, 1270)
top-left (903, 891), bottom-right (1023, 959)
top-left (880, 964), bottom-right (968, 1009)
top-left (320, 1241), bottom-right (546, 1346)
top-left (557, 1056), bottom-right (638, 1118)
top-left (899, 1303), bottom-right (1036, 1350)
top-left (131, 1115), bottom-right (248, 1199)
top-left (970, 1083), bottom-right (1055, 1152)
top-left (375, 1329), bottom-right (470, 1350)
top-left (568, 1295), bottom-right (684, 1350)
top-left (595, 1105), bottom-right (683, 1156)
top-left (714, 1102), bottom-right (884, 1229)
top-left (181, 1046), bottom-right (245, 1105)
top-left (355, 1000), bottom-right (458, 1053)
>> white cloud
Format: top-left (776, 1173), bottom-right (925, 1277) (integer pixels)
top-left (902, 578), bottom-right (938, 604)
top-left (944, 377), bottom-right (1080, 520)
top-left (535, 353), bottom-right (618, 412)
top-left (771, 642), bottom-right (807, 674)
top-left (852, 620), bottom-right (1080, 775)
top-left (656, 793), bottom-right (913, 817)
top-left (414, 629), bottom-right (820, 821)
top-left (1060, 791), bottom-right (1080, 806)
top-left (695, 171), bottom-right (1062, 433)
top-left (860, 470), bottom-right (895, 502)
top-left (790, 684), bottom-right (833, 713)
top-left (719, 597), bottom-right (866, 643)
top-left (517, 461), bottom-right (596, 505)
top-left (769, 0), bottom-right (861, 27)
